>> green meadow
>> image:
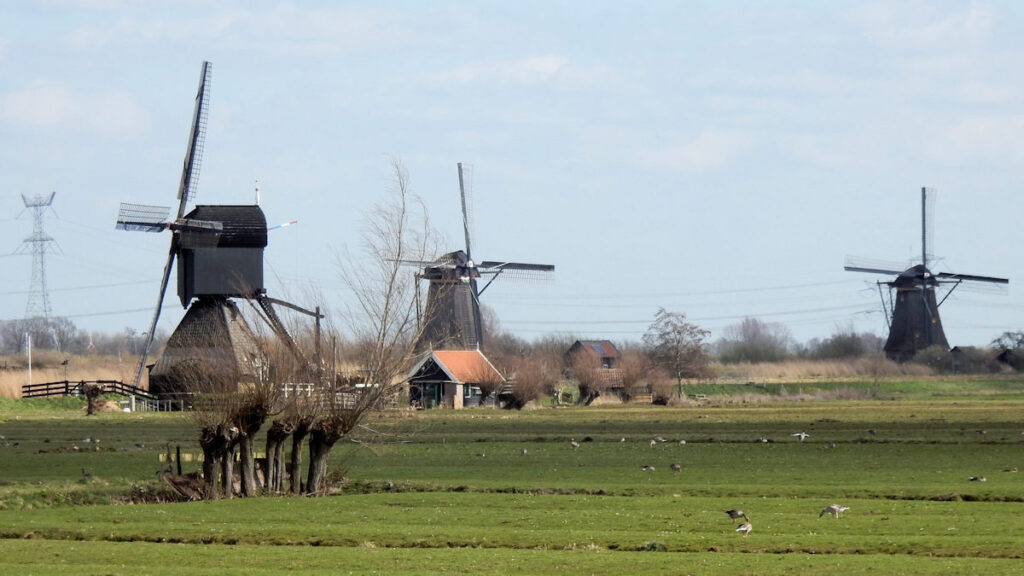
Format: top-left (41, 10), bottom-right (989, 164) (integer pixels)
top-left (1, 380), bottom-right (1023, 575)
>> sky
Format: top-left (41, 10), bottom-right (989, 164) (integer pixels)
top-left (1, 1), bottom-right (1022, 350)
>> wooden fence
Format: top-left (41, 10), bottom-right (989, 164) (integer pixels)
top-left (21, 379), bottom-right (161, 410)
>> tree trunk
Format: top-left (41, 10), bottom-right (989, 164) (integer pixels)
top-left (306, 428), bottom-right (340, 496)
top-left (289, 422), bottom-right (310, 495)
top-left (221, 444), bottom-right (235, 499)
top-left (264, 420), bottom-right (291, 493)
top-left (83, 383), bottom-right (101, 416)
top-left (238, 435), bottom-right (258, 497)
top-left (201, 450), bottom-right (221, 499)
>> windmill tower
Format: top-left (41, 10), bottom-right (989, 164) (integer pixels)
top-left (18, 191), bottom-right (58, 321)
top-left (845, 187), bottom-right (1008, 361)
top-left (405, 163), bottom-right (554, 352)
top-left (116, 62), bottom-right (319, 397)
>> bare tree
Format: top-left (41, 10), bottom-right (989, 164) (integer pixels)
top-left (468, 360), bottom-right (507, 407)
top-left (504, 355), bottom-right (551, 409)
top-left (304, 158), bottom-right (437, 495)
top-left (642, 308), bottom-right (711, 396)
top-left (617, 349), bottom-right (651, 403)
top-left (714, 317), bottom-right (793, 363)
top-left (571, 351), bottom-right (609, 405)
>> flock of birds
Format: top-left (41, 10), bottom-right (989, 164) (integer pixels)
top-left (724, 504), bottom-right (850, 537)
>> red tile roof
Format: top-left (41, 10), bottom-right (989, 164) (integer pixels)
top-left (432, 350), bottom-right (504, 384)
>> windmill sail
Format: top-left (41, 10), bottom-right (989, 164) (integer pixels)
top-left (115, 61), bottom-right (213, 388)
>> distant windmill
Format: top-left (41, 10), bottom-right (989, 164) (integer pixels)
top-left (845, 187), bottom-right (1008, 361)
top-left (116, 61), bottom-right (320, 397)
top-left (404, 163), bottom-right (554, 351)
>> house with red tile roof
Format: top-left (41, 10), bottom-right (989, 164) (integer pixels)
top-left (406, 349), bottom-right (505, 409)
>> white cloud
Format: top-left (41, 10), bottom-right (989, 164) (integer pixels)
top-left (1, 80), bottom-right (77, 127)
top-left (853, 1), bottom-right (994, 49)
top-left (927, 114), bottom-right (1024, 165)
top-left (637, 130), bottom-right (749, 173)
top-left (1, 80), bottom-right (147, 137)
top-left (428, 55), bottom-right (569, 86)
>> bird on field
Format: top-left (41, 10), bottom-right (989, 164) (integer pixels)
top-left (650, 439), bottom-right (657, 448)
top-left (620, 437), bottom-right (626, 443)
top-left (475, 453), bottom-right (486, 458)
top-left (827, 442), bottom-right (836, 449)
top-left (570, 438), bottom-right (580, 450)
top-left (791, 432), bottom-right (810, 442)
top-left (670, 463), bottom-right (682, 473)
top-left (819, 504), bottom-right (849, 518)
top-left (678, 439), bottom-right (686, 445)
top-left (735, 522), bottom-right (752, 537)
top-left (521, 448), bottom-right (528, 456)
top-left (757, 437), bottom-right (770, 443)
top-left (725, 509), bottom-right (748, 524)
top-left (641, 465), bottom-right (656, 472)
top-left (81, 468), bottom-right (92, 479)
top-left (1003, 467), bottom-right (1018, 473)
top-left (969, 476), bottom-right (986, 482)
top-left (653, 436), bottom-right (667, 443)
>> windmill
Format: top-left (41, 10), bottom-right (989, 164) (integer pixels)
top-left (116, 62), bottom-right (319, 397)
top-left (406, 163), bottom-right (554, 352)
top-left (845, 187), bottom-right (1008, 361)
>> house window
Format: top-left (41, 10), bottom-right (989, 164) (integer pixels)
top-left (464, 385), bottom-right (472, 398)
top-left (602, 358), bottom-right (613, 369)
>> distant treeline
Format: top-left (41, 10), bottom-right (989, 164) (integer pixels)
top-left (0, 317), bottom-right (168, 357)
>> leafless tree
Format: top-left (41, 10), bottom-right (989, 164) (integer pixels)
top-left (714, 317), bottom-right (793, 363)
top-left (571, 351), bottom-right (610, 405)
top-left (304, 158), bottom-right (437, 495)
top-left (503, 355), bottom-right (550, 409)
top-left (642, 308), bottom-right (711, 396)
top-left (617, 349), bottom-right (652, 403)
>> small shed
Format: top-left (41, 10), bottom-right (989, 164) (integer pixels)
top-left (566, 340), bottom-right (621, 369)
top-left (406, 349), bottom-right (504, 409)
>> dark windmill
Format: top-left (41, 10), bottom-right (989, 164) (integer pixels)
top-left (845, 187), bottom-right (1008, 362)
top-left (116, 62), bottom-right (319, 399)
top-left (406, 163), bottom-right (554, 352)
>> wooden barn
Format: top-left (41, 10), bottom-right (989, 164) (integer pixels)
top-left (406, 349), bottom-right (504, 409)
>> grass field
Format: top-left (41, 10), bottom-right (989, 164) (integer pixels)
top-left (1, 379), bottom-right (1023, 574)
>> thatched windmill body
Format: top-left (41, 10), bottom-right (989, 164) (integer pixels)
top-left (116, 62), bottom-right (318, 399)
top-left (406, 163), bottom-right (554, 352)
top-left (845, 187), bottom-right (1008, 361)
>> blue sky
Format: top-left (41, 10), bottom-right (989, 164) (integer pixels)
top-left (0, 1), bottom-right (1022, 347)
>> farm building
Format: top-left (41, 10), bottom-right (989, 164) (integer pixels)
top-left (566, 340), bottom-right (621, 369)
top-left (406, 349), bottom-right (504, 409)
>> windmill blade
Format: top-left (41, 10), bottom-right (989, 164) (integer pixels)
top-left (130, 61), bottom-right (212, 388)
top-left (457, 162), bottom-right (475, 260)
top-left (132, 245), bottom-right (177, 387)
top-left (922, 187), bottom-right (937, 267)
top-left (479, 261), bottom-right (555, 272)
top-left (935, 271), bottom-right (1009, 284)
top-left (116, 203), bottom-right (171, 232)
top-left (175, 61), bottom-right (212, 218)
top-left (843, 255), bottom-right (907, 276)
top-left (844, 265), bottom-right (907, 276)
